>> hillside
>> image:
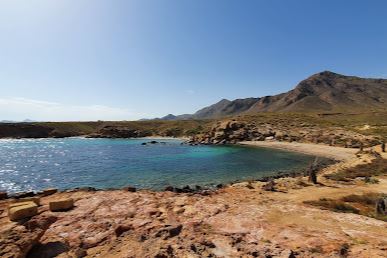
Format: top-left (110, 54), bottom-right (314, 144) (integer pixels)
top-left (163, 71), bottom-right (387, 119)
top-left (247, 71), bottom-right (387, 113)
top-left (191, 98), bottom-right (259, 119)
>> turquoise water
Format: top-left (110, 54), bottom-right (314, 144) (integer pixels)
top-left (0, 138), bottom-right (315, 193)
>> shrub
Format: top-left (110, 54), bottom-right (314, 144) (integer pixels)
top-left (304, 198), bottom-right (359, 214)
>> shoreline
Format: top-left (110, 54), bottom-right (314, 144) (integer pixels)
top-left (1, 152), bottom-right (386, 257)
top-left (239, 140), bottom-right (359, 161)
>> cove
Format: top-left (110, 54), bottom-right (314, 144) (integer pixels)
top-left (0, 138), bottom-right (317, 193)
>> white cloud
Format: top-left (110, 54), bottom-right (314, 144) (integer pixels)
top-left (0, 97), bottom-right (142, 121)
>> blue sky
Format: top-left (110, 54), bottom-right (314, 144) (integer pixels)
top-left (1, 0), bottom-right (386, 121)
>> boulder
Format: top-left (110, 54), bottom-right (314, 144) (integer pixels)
top-left (49, 198), bottom-right (74, 211)
top-left (8, 201), bottom-right (38, 221)
top-left (123, 186), bottom-right (137, 192)
top-left (42, 188), bottom-right (58, 196)
top-left (164, 186), bottom-right (174, 192)
top-left (262, 180), bottom-right (276, 191)
top-left (155, 224), bottom-right (183, 239)
top-left (0, 191), bottom-right (7, 200)
top-left (376, 197), bottom-right (387, 215)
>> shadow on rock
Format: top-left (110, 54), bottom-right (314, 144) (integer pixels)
top-left (27, 241), bottom-right (69, 258)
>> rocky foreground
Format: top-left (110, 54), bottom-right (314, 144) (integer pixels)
top-left (0, 148), bottom-right (386, 258)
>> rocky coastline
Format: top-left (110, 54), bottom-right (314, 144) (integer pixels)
top-left (184, 119), bottom-right (381, 148)
top-left (1, 118), bottom-right (387, 257)
top-left (1, 147), bottom-right (386, 257)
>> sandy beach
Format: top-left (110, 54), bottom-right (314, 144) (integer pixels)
top-left (239, 140), bottom-right (360, 160)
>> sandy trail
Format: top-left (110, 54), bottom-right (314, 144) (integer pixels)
top-left (240, 140), bottom-right (359, 160)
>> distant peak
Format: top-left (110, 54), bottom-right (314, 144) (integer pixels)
top-left (313, 71), bottom-right (343, 78)
top-left (305, 71), bottom-right (346, 82)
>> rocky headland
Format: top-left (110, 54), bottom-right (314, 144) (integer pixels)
top-left (185, 119), bottom-right (381, 149)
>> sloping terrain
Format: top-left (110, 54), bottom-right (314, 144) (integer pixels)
top-left (190, 98), bottom-right (260, 119)
top-left (247, 71), bottom-right (387, 113)
top-left (163, 71), bottom-right (387, 119)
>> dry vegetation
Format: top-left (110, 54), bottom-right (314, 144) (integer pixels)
top-left (304, 192), bottom-right (387, 222)
top-left (325, 157), bottom-right (387, 181)
top-left (2, 111), bottom-right (387, 141)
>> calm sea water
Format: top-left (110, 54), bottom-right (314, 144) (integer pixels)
top-left (0, 138), bottom-right (316, 193)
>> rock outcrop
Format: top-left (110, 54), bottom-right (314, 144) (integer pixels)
top-left (187, 119), bottom-right (380, 148)
top-left (88, 125), bottom-right (152, 138)
top-left (1, 161), bottom-right (387, 258)
top-left (0, 215), bottom-right (57, 258)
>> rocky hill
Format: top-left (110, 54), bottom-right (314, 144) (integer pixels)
top-left (162, 71), bottom-right (387, 119)
top-left (247, 71), bottom-right (387, 113)
top-left (191, 98), bottom-right (259, 119)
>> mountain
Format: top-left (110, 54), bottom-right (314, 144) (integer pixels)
top-left (0, 119), bottom-right (36, 123)
top-left (246, 71), bottom-right (387, 113)
top-left (160, 71), bottom-right (387, 120)
top-left (190, 98), bottom-right (259, 119)
top-left (160, 114), bottom-right (178, 120)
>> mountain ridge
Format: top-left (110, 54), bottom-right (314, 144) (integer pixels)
top-left (158, 71), bottom-right (387, 120)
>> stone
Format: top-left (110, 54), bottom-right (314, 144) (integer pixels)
top-left (115, 224), bottom-right (134, 237)
top-left (182, 185), bottom-right (193, 192)
top-left (376, 197), bottom-right (387, 215)
top-left (25, 215), bottom-right (58, 231)
top-left (164, 186), bottom-right (174, 192)
top-left (123, 186), bottom-right (137, 192)
top-left (8, 201), bottom-right (38, 221)
top-left (14, 191), bottom-right (35, 199)
top-left (42, 188), bottom-right (58, 196)
top-left (8, 201), bottom-right (35, 212)
top-left (155, 224), bottom-right (183, 239)
top-left (262, 180), bottom-right (276, 191)
top-left (49, 198), bottom-right (74, 211)
top-left (173, 207), bottom-right (185, 214)
top-left (0, 191), bottom-right (7, 200)
top-left (13, 196), bottom-right (40, 206)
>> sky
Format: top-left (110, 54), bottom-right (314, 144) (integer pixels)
top-left (1, 0), bottom-right (387, 121)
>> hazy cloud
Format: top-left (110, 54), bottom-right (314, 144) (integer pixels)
top-left (0, 97), bottom-right (141, 121)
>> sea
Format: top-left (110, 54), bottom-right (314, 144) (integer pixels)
top-left (0, 137), bottom-right (317, 193)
